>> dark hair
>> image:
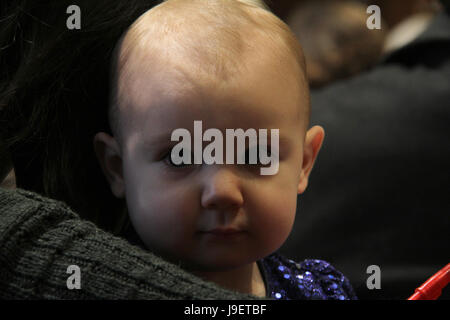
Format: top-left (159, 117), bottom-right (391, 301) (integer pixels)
top-left (0, 0), bottom-right (161, 234)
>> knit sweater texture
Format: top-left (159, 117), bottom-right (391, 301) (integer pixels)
top-left (0, 187), bottom-right (259, 299)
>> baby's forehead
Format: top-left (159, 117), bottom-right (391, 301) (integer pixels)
top-left (117, 0), bottom-right (306, 82)
top-left (118, 48), bottom-right (307, 126)
top-left (114, 0), bottom-right (309, 130)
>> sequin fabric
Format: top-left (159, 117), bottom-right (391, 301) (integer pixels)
top-left (258, 253), bottom-right (357, 300)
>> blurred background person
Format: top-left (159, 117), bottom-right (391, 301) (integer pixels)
top-left (377, 0), bottom-right (443, 53)
top-left (280, 0), bottom-right (450, 299)
top-left (368, 0), bottom-right (443, 29)
top-left (286, 0), bottom-right (387, 88)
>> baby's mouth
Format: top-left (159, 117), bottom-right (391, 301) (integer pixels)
top-left (198, 227), bottom-right (247, 238)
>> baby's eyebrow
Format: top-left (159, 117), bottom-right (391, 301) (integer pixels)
top-left (140, 132), bottom-right (175, 150)
top-left (141, 131), bottom-right (292, 148)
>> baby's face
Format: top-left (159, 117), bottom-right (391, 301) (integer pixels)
top-left (115, 50), bottom-right (310, 272)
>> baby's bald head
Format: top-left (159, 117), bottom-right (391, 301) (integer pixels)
top-left (109, 0), bottom-right (309, 143)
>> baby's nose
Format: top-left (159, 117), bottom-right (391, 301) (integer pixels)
top-left (200, 167), bottom-right (244, 211)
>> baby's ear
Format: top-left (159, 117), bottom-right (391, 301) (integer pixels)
top-left (298, 125), bottom-right (325, 194)
top-left (93, 132), bottom-right (125, 198)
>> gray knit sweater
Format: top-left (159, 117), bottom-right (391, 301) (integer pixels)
top-left (0, 187), bottom-right (259, 299)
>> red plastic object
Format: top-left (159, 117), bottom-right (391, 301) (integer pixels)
top-left (408, 263), bottom-right (450, 300)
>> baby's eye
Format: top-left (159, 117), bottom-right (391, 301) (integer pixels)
top-left (163, 148), bottom-right (193, 168)
top-left (242, 145), bottom-right (269, 165)
top-left (243, 148), bottom-right (257, 165)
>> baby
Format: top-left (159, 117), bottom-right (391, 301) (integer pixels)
top-left (93, 0), bottom-right (356, 299)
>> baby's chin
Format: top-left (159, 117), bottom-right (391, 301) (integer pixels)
top-left (183, 260), bottom-right (249, 273)
top-left (177, 249), bottom-right (264, 274)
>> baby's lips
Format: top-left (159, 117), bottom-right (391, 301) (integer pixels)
top-left (198, 226), bottom-right (247, 235)
top-left (207, 228), bottom-right (244, 235)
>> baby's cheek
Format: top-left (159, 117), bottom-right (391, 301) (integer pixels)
top-left (250, 185), bottom-right (297, 252)
top-left (133, 190), bottom-right (184, 229)
top-left (140, 189), bottom-right (197, 239)
top-left (129, 193), bottom-right (191, 255)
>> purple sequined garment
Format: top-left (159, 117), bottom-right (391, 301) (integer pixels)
top-left (258, 253), bottom-right (358, 300)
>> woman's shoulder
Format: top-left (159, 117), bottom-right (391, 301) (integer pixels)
top-left (258, 252), bottom-right (358, 300)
